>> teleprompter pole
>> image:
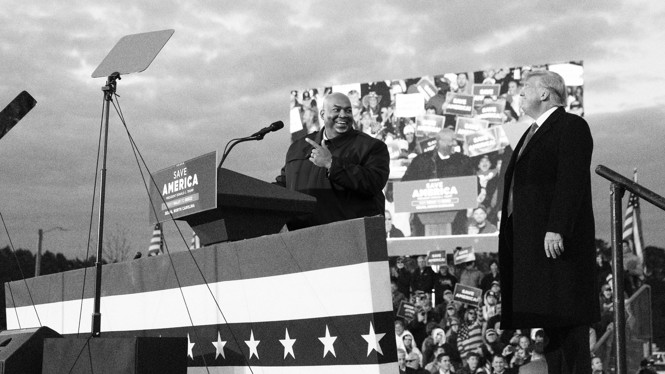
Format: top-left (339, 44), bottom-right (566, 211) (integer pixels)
top-left (92, 73), bottom-right (119, 337)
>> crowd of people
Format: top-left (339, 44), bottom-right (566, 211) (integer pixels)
top-left (387, 248), bottom-right (658, 374)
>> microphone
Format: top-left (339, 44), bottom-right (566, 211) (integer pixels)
top-left (250, 121), bottom-right (284, 138)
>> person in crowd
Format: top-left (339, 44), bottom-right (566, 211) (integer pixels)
top-left (590, 355), bottom-right (605, 374)
top-left (434, 265), bottom-right (459, 306)
top-left (458, 352), bottom-right (487, 374)
top-left (503, 80), bottom-right (521, 120)
top-left (401, 124), bottom-right (422, 158)
top-left (402, 128), bottom-right (474, 235)
top-left (598, 283), bottom-right (614, 334)
top-left (436, 353), bottom-right (455, 374)
top-left (444, 315), bottom-right (462, 363)
top-left (509, 335), bottom-right (532, 369)
top-left (476, 155), bottom-right (500, 215)
top-left (392, 280), bottom-right (407, 314)
top-left (491, 354), bottom-right (514, 374)
top-left (471, 205), bottom-right (498, 234)
top-left (362, 91), bottom-right (382, 122)
top-left (422, 327), bottom-right (448, 368)
top-left (459, 261), bottom-right (483, 289)
top-left (408, 293), bottom-right (441, 348)
top-left (637, 358), bottom-right (658, 374)
top-left (392, 256), bottom-right (412, 299)
top-left (424, 346), bottom-right (447, 373)
top-left (403, 331), bottom-right (424, 366)
top-left (456, 72), bottom-right (472, 95)
top-left (407, 351), bottom-right (430, 373)
top-left (481, 260), bottom-right (500, 292)
top-left (426, 78), bottom-right (451, 116)
top-left (386, 210), bottom-right (405, 238)
top-left (275, 92), bottom-right (390, 230)
top-left (517, 341), bottom-right (546, 374)
top-left (411, 255), bottom-right (436, 294)
top-left (457, 307), bottom-right (484, 361)
top-left (398, 348), bottom-right (409, 373)
top-left (498, 70), bottom-right (597, 373)
top-left (395, 319), bottom-right (410, 351)
top-left (595, 249), bottom-right (612, 293)
top-left (481, 328), bottom-right (504, 364)
top-left (347, 89), bottom-right (363, 124)
top-left (482, 290), bottom-right (500, 322)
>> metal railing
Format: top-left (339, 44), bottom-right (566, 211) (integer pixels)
top-left (595, 165), bottom-right (665, 373)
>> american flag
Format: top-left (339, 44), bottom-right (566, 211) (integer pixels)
top-left (6, 218), bottom-right (397, 373)
top-left (148, 223), bottom-right (163, 256)
top-left (190, 231), bottom-right (200, 250)
top-left (622, 172), bottom-right (644, 259)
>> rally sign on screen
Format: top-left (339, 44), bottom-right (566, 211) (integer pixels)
top-left (464, 127), bottom-right (504, 157)
top-left (455, 117), bottom-right (489, 141)
top-left (393, 176), bottom-right (478, 213)
top-left (426, 249), bottom-right (447, 266)
top-left (444, 94), bottom-right (474, 116)
top-left (148, 151), bottom-right (217, 224)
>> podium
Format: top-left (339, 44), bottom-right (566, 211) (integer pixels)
top-left (178, 168), bottom-right (317, 245)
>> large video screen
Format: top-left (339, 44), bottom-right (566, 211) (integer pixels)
top-left (289, 61), bottom-right (584, 239)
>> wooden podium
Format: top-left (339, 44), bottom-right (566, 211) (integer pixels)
top-left (179, 168), bottom-right (317, 245)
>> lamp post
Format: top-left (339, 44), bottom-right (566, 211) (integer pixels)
top-left (36, 226), bottom-right (67, 276)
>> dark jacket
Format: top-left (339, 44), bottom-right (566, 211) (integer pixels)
top-left (276, 129), bottom-right (389, 230)
top-left (402, 150), bottom-right (474, 181)
top-left (499, 107), bottom-right (599, 328)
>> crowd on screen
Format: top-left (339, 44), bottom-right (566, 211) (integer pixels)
top-left (290, 65), bottom-right (585, 238)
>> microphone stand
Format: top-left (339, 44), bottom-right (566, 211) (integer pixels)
top-left (218, 134), bottom-right (264, 169)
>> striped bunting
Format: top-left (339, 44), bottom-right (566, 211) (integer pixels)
top-left (5, 217), bottom-right (397, 373)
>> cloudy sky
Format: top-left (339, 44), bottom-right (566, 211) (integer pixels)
top-left (1, 0), bottom-right (664, 261)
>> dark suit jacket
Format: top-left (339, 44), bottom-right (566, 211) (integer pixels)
top-left (499, 107), bottom-right (599, 328)
top-left (518, 359), bottom-right (548, 374)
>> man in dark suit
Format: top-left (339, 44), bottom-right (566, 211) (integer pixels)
top-left (498, 70), bottom-right (598, 374)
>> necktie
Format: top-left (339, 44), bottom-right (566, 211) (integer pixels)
top-left (517, 123), bottom-right (538, 159)
top-left (507, 123), bottom-right (538, 216)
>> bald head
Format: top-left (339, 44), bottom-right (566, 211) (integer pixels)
top-left (320, 92), bottom-right (353, 139)
top-left (436, 128), bottom-right (457, 156)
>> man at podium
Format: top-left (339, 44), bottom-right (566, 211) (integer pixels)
top-left (275, 92), bottom-right (390, 230)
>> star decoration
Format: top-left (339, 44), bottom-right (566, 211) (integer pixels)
top-left (187, 333), bottom-right (195, 359)
top-left (279, 328), bottom-right (297, 359)
top-left (318, 325), bottom-right (337, 358)
top-left (361, 322), bottom-right (385, 356)
top-left (245, 329), bottom-right (260, 359)
top-left (211, 331), bottom-right (227, 359)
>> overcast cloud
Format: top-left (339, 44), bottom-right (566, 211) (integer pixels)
top-left (1, 0), bottom-right (664, 260)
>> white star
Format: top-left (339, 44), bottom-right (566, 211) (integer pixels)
top-left (361, 322), bottom-right (385, 356)
top-left (245, 330), bottom-right (260, 359)
top-left (318, 325), bottom-right (337, 358)
top-left (187, 333), bottom-right (195, 359)
top-left (211, 332), bottom-right (227, 359)
top-left (279, 328), bottom-right (297, 359)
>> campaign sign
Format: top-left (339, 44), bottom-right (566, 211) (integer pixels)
top-left (148, 151), bottom-right (217, 224)
top-left (393, 176), bottom-right (478, 213)
top-left (444, 94), bottom-right (474, 116)
top-left (415, 77), bottom-right (438, 101)
top-left (453, 246), bottom-right (476, 265)
top-left (455, 117), bottom-right (489, 141)
top-left (419, 137), bottom-right (437, 153)
top-left (477, 102), bottom-right (505, 125)
top-left (426, 249), bottom-right (447, 266)
top-left (472, 84), bottom-right (501, 105)
top-left (465, 127), bottom-right (503, 157)
top-left (396, 301), bottom-right (416, 321)
top-left (395, 93), bottom-right (425, 118)
top-left (453, 284), bottom-right (483, 307)
top-left (415, 114), bottom-right (445, 138)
